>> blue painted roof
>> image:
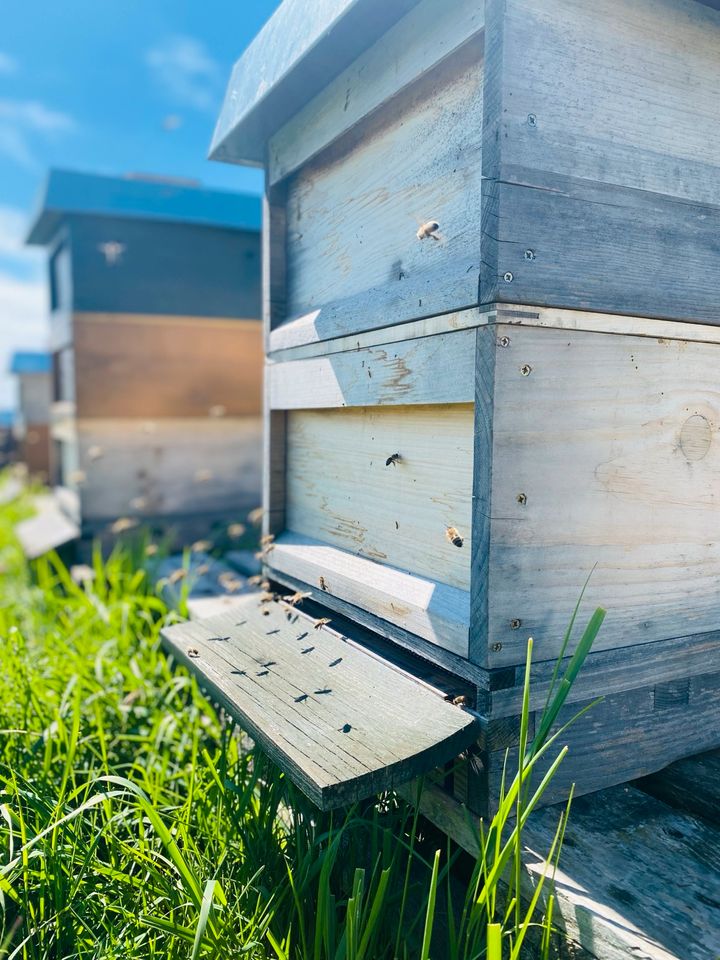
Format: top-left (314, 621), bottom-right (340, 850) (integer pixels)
top-left (26, 169), bottom-right (262, 245)
top-left (9, 352), bottom-right (52, 375)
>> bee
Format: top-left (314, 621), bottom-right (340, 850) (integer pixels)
top-left (247, 507), bottom-right (264, 526)
top-left (208, 404), bottom-right (227, 418)
top-left (129, 496), bottom-right (147, 511)
top-left (191, 539), bottom-right (212, 553)
top-left (87, 445), bottom-right (104, 461)
top-left (319, 576), bottom-right (328, 591)
top-left (70, 564), bottom-right (94, 584)
top-left (260, 533), bottom-right (275, 547)
top-left (446, 526), bottom-right (464, 548)
top-left (219, 571), bottom-right (244, 593)
top-left (187, 648), bottom-right (200, 658)
top-left (195, 563), bottom-right (210, 576)
top-left (194, 468), bottom-right (214, 484)
top-left (283, 590), bottom-right (311, 607)
top-left (110, 517), bottom-right (139, 534)
top-left (247, 574), bottom-right (263, 586)
top-left (261, 608), bottom-right (270, 616)
top-left (168, 568), bottom-right (187, 584)
top-left (452, 695), bottom-right (469, 707)
top-left (313, 617), bottom-right (332, 631)
top-left (385, 453), bottom-right (402, 467)
top-left (259, 591), bottom-right (276, 604)
top-left (69, 469), bottom-right (87, 486)
top-left (227, 522), bottom-right (246, 539)
top-left (416, 219), bottom-right (441, 241)
top-left (145, 543), bottom-right (159, 556)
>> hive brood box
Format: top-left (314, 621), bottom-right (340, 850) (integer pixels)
top-left (164, 0), bottom-right (720, 814)
top-left (24, 170), bottom-right (263, 550)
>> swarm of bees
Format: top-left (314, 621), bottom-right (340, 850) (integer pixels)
top-left (385, 453), bottom-right (402, 467)
top-left (446, 526), bottom-right (464, 548)
top-left (313, 618), bottom-right (332, 631)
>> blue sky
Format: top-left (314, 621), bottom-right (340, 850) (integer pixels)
top-left (0, 0), bottom-right (280, 408)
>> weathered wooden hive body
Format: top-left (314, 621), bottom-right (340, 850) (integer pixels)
top-left (26, 169), bottom-right (263, 546)
top-left (168, 0), bottom-right (720, 814)
top-left (9, 352), bottom-right (52, 480)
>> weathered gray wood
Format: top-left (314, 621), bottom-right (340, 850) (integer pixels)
top-left (267, 0), bottom-right (484, 184)
top-left (282, 41), bottom-right (482, 342)
top-left (269, 531), bottom-right (470, 657)
top-left (15, 494), bottom-right (79, 559)
top-left (160, 595), bottom-right (479, 809)
top-left (262, 186), bottom-right (287, 348)
top-left (268, 329), bottom-right (475, 409)
top-left (637, 748), bottom-right (720, 825)
top-left (486, 322), bottom-right (720, 667)
top-left (402, 779), bottom-right (720, 960)
top-left (285, 404), bottom-right (473, 591)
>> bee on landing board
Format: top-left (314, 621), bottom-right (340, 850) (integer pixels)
top-left (385, 453), bottom-right (402, 467)
top-left (313, 618), bottom-right (332, 631)
top-left (446, 526), bottom-right (464, 548)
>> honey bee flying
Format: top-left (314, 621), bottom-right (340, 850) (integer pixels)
top-left (283, 590), bottom-right (311, 607)
top-left (385, 453), bottom-right (401, 467)
top-left (313, 617), bottom-right (332, 630)
top-left (446, 526), bottom-right (464, 548)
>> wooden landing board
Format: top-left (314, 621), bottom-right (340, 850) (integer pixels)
top-left (160, 595), bottom-right (479, 809)
top-left (15, 495), bottom-right (80, 559)
top-left (402, 780), bottom-right (720, 960)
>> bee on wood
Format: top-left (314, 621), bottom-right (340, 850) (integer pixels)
top-left (110, 517), bottom-right (139, 534)
top-left (187, 648), bottom-right (200, 658)
top-left (313, 617), bottom-right (332, 631)
top-left (247, 506), bottom-right (264, 526)
top-left (452, 695), bottom-right (469, 707)
top-left (446, 526), bottom-right (464, 548)
top-left (385, 453), bottom-right (402, 467)
top-left (416, 219), bottom-right (441, 241)
top-left (319, 576), bottom-right (328, 591)
top-left (284, 590), bottom-right (311, 607)
top-left (227, 522), bottom-right (246, 539)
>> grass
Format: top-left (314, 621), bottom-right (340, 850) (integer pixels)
top-left (0, 482), bottom-right (605, 959)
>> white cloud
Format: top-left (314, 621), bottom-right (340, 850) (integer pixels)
top-left (146, 36), bottom-right (222, 113)
top-left (0, 270), bottom-right (48, 408)
top-left (0, 98), bottom-right (76, 170)
top-left (0, 53), bottom-right (17, 75)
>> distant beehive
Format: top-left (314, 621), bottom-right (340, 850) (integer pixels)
top-left (9, 352), bottom-right (52, 480)
top-left (166, 0), bottom-right (720, 815)
top-left (25, 169), bottom-right (263, 548)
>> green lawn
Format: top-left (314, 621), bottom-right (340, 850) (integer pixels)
top-left (0, 484), bottom-right (601, 959)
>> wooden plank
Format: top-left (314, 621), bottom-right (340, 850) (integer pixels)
top-left (487, 322), bottom-right (720, 666)
top-left (73, 314), bottom-right (262, 419)
top-left (282, 40), bottom-right (483, 342)
top-left (285, 404), bottom-right (473, 591)
top-left (402, 779), bottom-right (720, 960)
top-left (75, 417), bottom-right (262, 522)
top-left (269, 531), bottom-right (470, 657)
top-left (269, 330), bottom-right (475, 408)
top-left (268, 0), bottom-right (484, 184)
top-left (637, 749), bottom-right (720, 825)
top-left (262, 185), bottom-right (288, 349)
top-left (15, 494), bottom-right (79, 559)
top-left (160, 594), bottom-right (479, 809)
top-left (483, 173), bottom-right (720, 325)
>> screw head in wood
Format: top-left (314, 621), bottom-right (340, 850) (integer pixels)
top-left (503, 271), bottom-right (514, 283)
top-left (524, 249), bottom-right (536, 261)
top-left (527, 113), bottom-right (537, 127)
top-left (520, 364), bottom-right (532, 376)
top-left (492, 642), bottom-right (503, 652)
top-left (498, 335), bottom-right (511, 347)
top-left (510, 619), bottom-right (522, 630)
top-left (516, 493), bottom-right (527, 505)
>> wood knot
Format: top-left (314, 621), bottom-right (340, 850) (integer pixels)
top-left (679, 414), bottom-right (712, 462)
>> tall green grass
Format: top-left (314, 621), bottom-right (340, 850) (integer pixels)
top-left (0, 485), bottom-right (604, 959)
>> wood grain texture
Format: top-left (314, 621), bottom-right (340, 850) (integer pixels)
top-left (486, 322), bottom-right (720, 666)
top-left (73, 314), bottom-right (262, 419)
top-left (405, 779), bottom-right (720, 960)
top-left (637, 748), bottom-right (720, 825)
top-left (269, 330), bottom-right (475, 409)
top-left (75, 417), bottom-right (262, 522)
top-left (286, 404), bottom-right (473, 590)
top-left (160, 595), bottom-right (479, 809)
top-left (281, 40), bottom-right (483, 341)
top-left (268, 0), bottom-right (484, 184)
top-left (268, 531), bottom-right (470, 657)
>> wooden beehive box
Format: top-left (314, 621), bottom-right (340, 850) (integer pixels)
top-left (166, 0), bottom-right (720, 814)
top-left (24, 169), bottom-right (263, 551)
top-left (9, 351), bottom-right (52, 481)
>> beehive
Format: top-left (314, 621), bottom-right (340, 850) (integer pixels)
top-left (9, 352), bottom-right (52, 480)
top-left (25, 169), bottom-right (263, 550)
top-left (167, 0), bottom-right (720, 814)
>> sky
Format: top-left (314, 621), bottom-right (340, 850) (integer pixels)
top-left (0, 0), bottom-right (280, 409)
